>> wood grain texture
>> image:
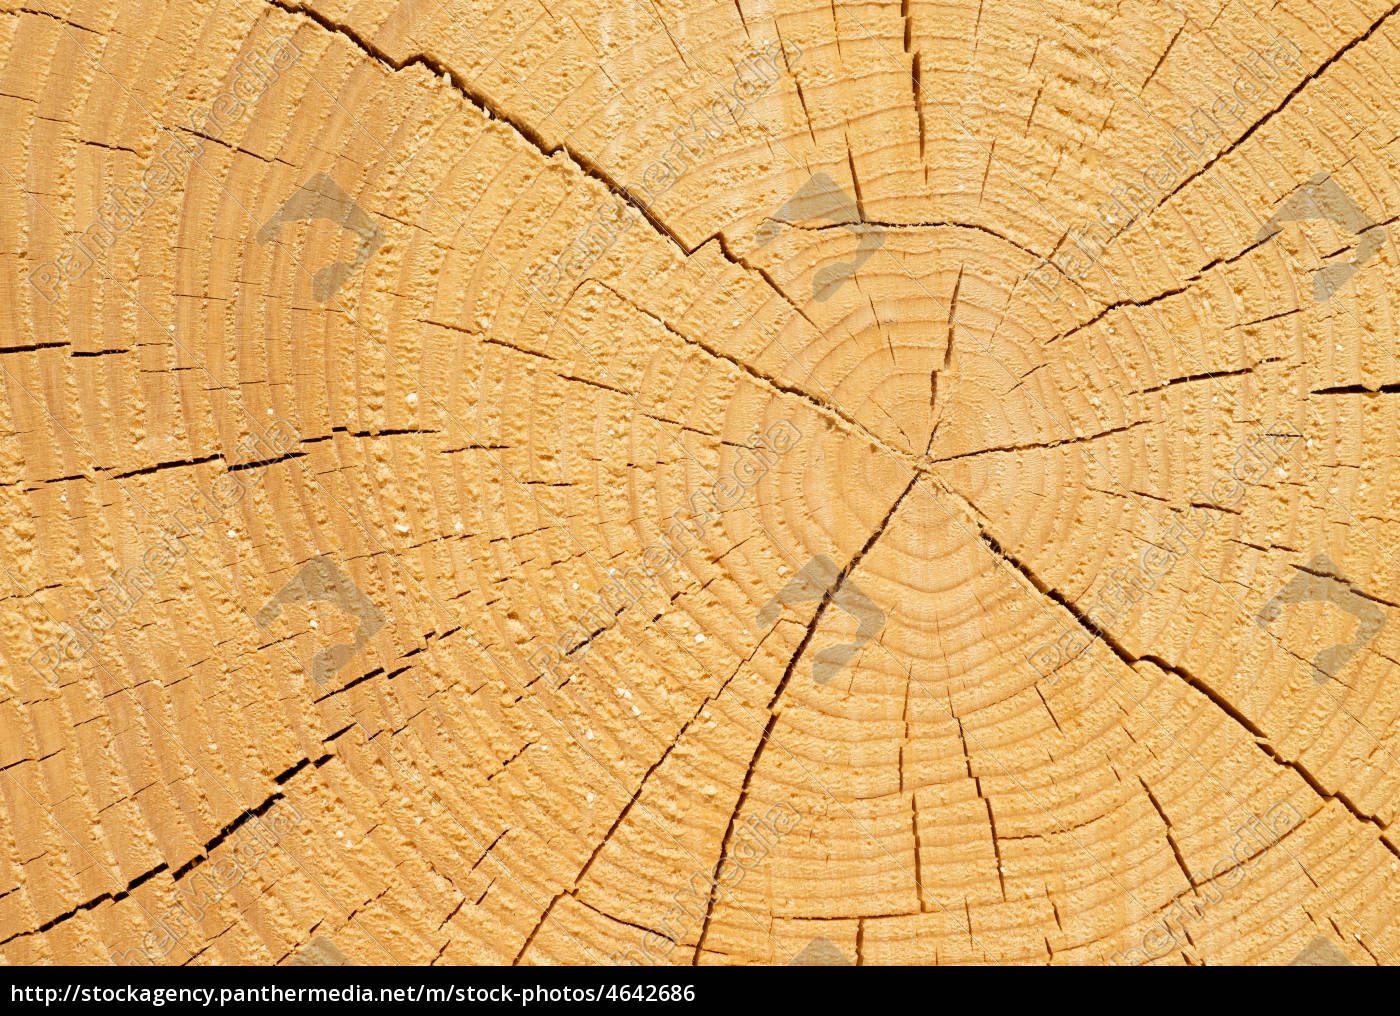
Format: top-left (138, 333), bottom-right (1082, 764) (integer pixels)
top-left (2, 0), bottom-right (1400, 966)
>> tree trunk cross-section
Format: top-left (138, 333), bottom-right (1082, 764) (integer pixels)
top-left (1, 0), bottom-right (1399, 967)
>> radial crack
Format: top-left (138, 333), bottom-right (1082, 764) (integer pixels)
top-left (691, 472), bottom-right (921, 962)
top-left (962, 501), bottom-right (1400, 862)
top-left (265, 0), bottom-right (820, 332)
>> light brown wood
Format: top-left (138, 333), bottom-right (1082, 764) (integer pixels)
top-left (2, 0), bottom-right (1400, 966)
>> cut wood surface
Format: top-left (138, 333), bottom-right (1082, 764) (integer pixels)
top-left (2, 0), bottom-right (1400, 966)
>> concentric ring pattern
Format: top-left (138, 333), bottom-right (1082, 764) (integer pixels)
top-left (2, 0), bottom-right (1400, 965)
